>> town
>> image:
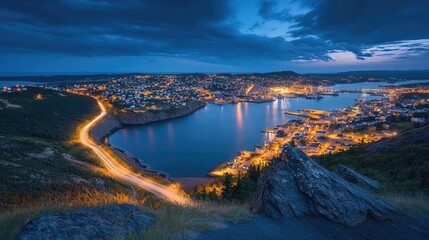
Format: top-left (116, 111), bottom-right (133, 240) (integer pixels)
top-left (3, 74), bottom-right (428, 178)
top-left (50, 73), bottom-right (390, 111)
top-left (210, 86), bottom-right (429, 176)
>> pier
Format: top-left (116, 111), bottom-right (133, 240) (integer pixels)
top-left (285, 111), bottom-right (310, 118)
top-left (285, 110), bottom-right (324, 120)
top-left (299, 109), bottom-right (330, 115)
top-left (261, 128), bottom-right (277, 133)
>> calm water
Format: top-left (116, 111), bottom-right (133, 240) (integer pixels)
top-left (110, 92), bottom-right (381, 177)
top-left (0, 81), bottom-right (39, 88)
top-left (327, 79), bottom-right (429, 90)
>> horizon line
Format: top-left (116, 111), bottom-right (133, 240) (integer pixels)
top-left (1, 69), bottom-right (429, 78)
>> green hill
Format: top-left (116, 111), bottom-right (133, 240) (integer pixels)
top-left (316, 126), bottom-right (429, 193)
top-left (0, 87), bottom-right (154, 239)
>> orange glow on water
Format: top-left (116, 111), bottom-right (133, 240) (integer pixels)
top-left (236, 102), bottom-right (243, 129)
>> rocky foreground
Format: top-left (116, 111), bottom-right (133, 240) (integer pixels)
top-left (198, 145), bottom-right (428, 240)
top-left (18, 205), bottom-right (153, 240)
top-left (335, 164), bottom-right (381, 191)
top-left (251, 145), bottom-right (397, 226)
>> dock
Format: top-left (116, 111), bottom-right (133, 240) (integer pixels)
top-left (285, 111), bottom-right (322, 120)
top-left (299, 109), bottom-right (329, 115)
top-left (261, 128), bottom-right (277, 133)
top-left (285, 111), bottom-right (310, 117)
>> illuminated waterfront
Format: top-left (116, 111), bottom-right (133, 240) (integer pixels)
top-left (110, 92), bottom-right (381, 177)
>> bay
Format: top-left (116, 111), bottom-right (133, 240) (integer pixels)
top-left (110, 92), bottom-right (381, 177)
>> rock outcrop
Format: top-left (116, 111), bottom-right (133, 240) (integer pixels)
top-left (252, 161), bottom-right (315, 219)
top-left (335, 164), bottom-right (381, 191)
top-left (251, 145), bottom-right (397, 226)
top-left (18, 204), bottom-right (153, 240)
top-left (89, 114), bottom-right (122, 143)
top-left (116, 101), bottom-right (206, 125)
top-left (89, 101), bottom-right (206, 143)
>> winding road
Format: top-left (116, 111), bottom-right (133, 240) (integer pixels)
top-left (80, 100), bottom-right (190, 205)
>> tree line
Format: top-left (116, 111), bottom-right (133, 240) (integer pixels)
top-left (190, 164), bottom-right (268, 202)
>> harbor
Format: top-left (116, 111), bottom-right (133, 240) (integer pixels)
top-left (109, 91), bottom-right (383, 178)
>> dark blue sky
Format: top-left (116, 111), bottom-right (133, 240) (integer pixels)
top-left (1, 0), bottom-right (428, 74)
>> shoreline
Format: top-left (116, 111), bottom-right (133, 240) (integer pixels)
top-left (207, 161), bottom-right (232, 177)
top-left (79, 99), bottom-right (189, 203)
top-left (91, 99), bottom-right (277, 180)
top-left (89, 97), bottom-right (304, 186)
top-left (89, 101), bottom-right (216, 187)
top-left (90, 93), bottom-right (366, 188)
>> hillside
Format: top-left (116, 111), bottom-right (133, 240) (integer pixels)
top-left (316, 126), bottom-right (429, 192)
top-left (247, 71), bottom-right (301, 77)
top-left (0, 87), bottom-right (154, 239)
top-left (309, 70), bottom-right (429, 79)
top-left (0, 87), bottom-right (251, 240)
top-left (0, 74), bottom-right (135, 83)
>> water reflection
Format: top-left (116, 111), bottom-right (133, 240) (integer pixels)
top-left (147, 127), bottom-right (156, 149)
top-left (167, 122), bottom-right (175, 147)
top-left (236, 102), bottom-right (243, 129)
top-left (110, 93), bottom-right (383, 177)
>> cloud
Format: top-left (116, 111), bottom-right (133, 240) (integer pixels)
top-left (284, 0), bottom-right (429, 62)
top-left (290, 0), bottom-right (429, 45)
top-left (0, 0), bottom-right (313, 61)
top-left (0, 0), bottom-right (428, 72)
top-left (258, 0), bottom-right (293, 21)
top-left (0, 0), bottom-right (346, 63)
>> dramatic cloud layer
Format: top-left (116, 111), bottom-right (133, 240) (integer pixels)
top-left (0, 0), bottom-right (428, 73)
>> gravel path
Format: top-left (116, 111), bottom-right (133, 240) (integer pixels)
top-left (196, 214), bottom-right (429, 240)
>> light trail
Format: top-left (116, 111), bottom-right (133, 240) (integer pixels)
top-left (80, 100), bottom-right (191, 205)
top-left (245, 84), bottom-right (254, 95)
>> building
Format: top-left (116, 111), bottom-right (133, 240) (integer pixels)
top-left (255, 145), bottom-right (264, 154)
top-left (315, 131), bottom-right (327, 137)
top-left (309, 143), bottom-right (321, 151)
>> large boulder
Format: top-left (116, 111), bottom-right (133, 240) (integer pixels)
top-left (18, 204), bottom-right (153, 240)
top-left (251, 158), bottom-right (315, 219)
top-left (251, 145), bottom-right (397, 226)
top-left (335, 164), bottom-right (381, 191)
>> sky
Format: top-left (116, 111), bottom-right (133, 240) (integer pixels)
top-left (0, 0), bottom-right (428, 75)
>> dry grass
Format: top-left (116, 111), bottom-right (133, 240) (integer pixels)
top-left (135, 201), bottom-right (251, 240)
top-left (0, 188), bottom-right (148, 240)
top-left (1, 197), bottom-right (250, 240)
top-left (378, 192), bottom-right (429, 216)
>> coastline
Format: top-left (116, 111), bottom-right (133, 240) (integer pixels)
top-left (89, 97), bottom-right (316, 185)
top-left (89, 101), bottom-right (210, 186)
top-left (207, 161), bottom-right (232, 177)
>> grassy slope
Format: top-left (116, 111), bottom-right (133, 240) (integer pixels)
top-left (135, 202), bottom-right (250, 240)
top-left (0, 88), bottom-right (98, 140)
top-left (0, 88), bottom-right (249, 240)
top-left (0, 88), bottom-right (154, 239)
top-left (315, 126), bottom-right (429, 215)
top-left (316, 126), bottom-right (429, 193)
